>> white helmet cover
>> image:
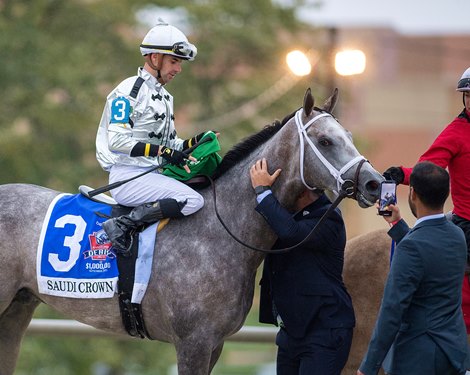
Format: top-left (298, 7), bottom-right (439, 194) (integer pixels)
top-left (457, 67), bottom-right (470, 92)
top-left (140, 20), bottom-right (197, 61)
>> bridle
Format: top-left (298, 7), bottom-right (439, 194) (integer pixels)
top-left (295, 108), bottom-right (367, 197)
top-left (210, 108), bottom-right (370, 254)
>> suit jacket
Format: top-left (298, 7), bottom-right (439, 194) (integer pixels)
top-left (359, 217), bottom-right (469, 375)
top-left (257, 193), bottom-right (355, 339)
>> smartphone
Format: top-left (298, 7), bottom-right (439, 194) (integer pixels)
top-left (378, 181), bottom-right (397, 216)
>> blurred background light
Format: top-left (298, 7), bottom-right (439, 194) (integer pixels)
top-left (286, 50), bottom-right (312, 76)
top-left (335, 49), bottom-right (366, 76)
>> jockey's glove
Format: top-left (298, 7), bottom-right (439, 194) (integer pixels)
top-left (383, 166), bottom-right (404, 184)
top-left (182, 132), bottom-right (206, 150)
top-left (182, 130), bottom-right (218, 151)
top-left (160, 146), bottom-right (189, 167)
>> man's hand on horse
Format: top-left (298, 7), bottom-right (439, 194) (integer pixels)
top-left (249, 158), bottom-right (282, 188)
top-left (160, 146), bottom-right (196, 173)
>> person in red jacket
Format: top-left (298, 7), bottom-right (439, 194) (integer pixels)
top-left (384, 66), bottom-right (470, 333)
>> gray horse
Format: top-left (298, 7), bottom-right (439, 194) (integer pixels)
top-left (0, 88), bottom-right (383, 374)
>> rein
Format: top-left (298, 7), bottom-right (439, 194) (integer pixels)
top-left (208, 158), bottom-right (367, 254)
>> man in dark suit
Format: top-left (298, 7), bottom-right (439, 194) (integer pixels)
top-left (358, 161), bottom-right (469, 375)
top-left (250, 158), bottom-right (355, 375)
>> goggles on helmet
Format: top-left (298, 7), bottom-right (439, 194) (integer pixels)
top-left (139, 41), bottom-right (197, 60)
top-left (457, 78), bottom-right (470, 92)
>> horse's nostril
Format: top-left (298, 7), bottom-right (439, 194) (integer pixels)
top-left (366, 180), bottom-right (380, 194)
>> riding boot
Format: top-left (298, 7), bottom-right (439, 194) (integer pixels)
top-left (102, 198), bottom-right (186, 256)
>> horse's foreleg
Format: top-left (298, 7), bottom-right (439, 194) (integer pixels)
top-left (208, 342), bottom-right (224, 373)
top-left (0, 289), bottom-right (40, 374)
top-left (175, 337), bottom-right (223, 375)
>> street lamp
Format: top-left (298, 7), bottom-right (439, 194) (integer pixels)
top-left (286, 48), bottom-right (366, 79)
top-left (286, 50), bottom-right (312, 76)
top-left (335, 49), bottom-right (366, 76)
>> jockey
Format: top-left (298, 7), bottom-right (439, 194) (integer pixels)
top-left (95, 19), bottom-right (208, 255)
top-left (383, 66), bottom-right (470, 332)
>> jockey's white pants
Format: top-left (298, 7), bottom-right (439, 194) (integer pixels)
top-left (108, 165), bottom-right (204, 216)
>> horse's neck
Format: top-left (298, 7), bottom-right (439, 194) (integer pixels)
top-left (208, 137), bottom-right (302, 262)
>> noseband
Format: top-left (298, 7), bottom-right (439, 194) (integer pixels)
top-left (295, 108), bottom-right (367, 197)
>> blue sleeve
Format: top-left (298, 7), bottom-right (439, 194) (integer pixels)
top-left (388, 219), bottom-right (410, 244)
top-left (256, 190), bottom-right (272, 204)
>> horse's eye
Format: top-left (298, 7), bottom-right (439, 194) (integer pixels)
top-left (319, 137), bottom-right (332, 147)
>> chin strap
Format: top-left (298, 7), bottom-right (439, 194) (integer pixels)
top-left (295, 108), bottom-right (367, 195)
top-left (145, 53), bottom-right (163, 81)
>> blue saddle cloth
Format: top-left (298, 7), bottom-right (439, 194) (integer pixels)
top-left (37, 193), bottom-right (118, 299)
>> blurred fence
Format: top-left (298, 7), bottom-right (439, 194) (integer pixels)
top-left (27, 319), bottom-right (278, 343)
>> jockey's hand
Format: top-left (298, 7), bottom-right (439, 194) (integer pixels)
top-left (383, 166), bottom-right (404, 184)
top-left (357, 370), bottom-right (365, 375)
top-left (250, 158), bottom-right (282, 189)
top-left (160, 146), bottom-right (196, 173)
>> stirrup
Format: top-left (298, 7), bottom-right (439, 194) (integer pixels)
top-left (113, 232), bottom-right (135, 258)
top-left (102, 218), bottom-right (136, 257)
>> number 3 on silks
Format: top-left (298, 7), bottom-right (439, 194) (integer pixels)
top-left (110, 96), bottom-right (131, 124)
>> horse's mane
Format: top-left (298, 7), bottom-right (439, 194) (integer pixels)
top-left (212, 110), bottom-right (297, 179)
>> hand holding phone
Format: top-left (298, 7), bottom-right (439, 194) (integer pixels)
top-left (378, 181), bottom-right (397, 216)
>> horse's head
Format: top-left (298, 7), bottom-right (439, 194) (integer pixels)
top-left (294, 87), bottom-right (383, 208)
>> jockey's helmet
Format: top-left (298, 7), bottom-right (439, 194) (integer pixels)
top-left (140, 19), bottom-right (197, 61)
top-left (457, 67), bottom-right (470, 92)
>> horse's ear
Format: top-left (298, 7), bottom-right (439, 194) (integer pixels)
top-left (323, 88), bottom-right (339, 113)
top-left (303, 88), bottom-right (314, 116)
